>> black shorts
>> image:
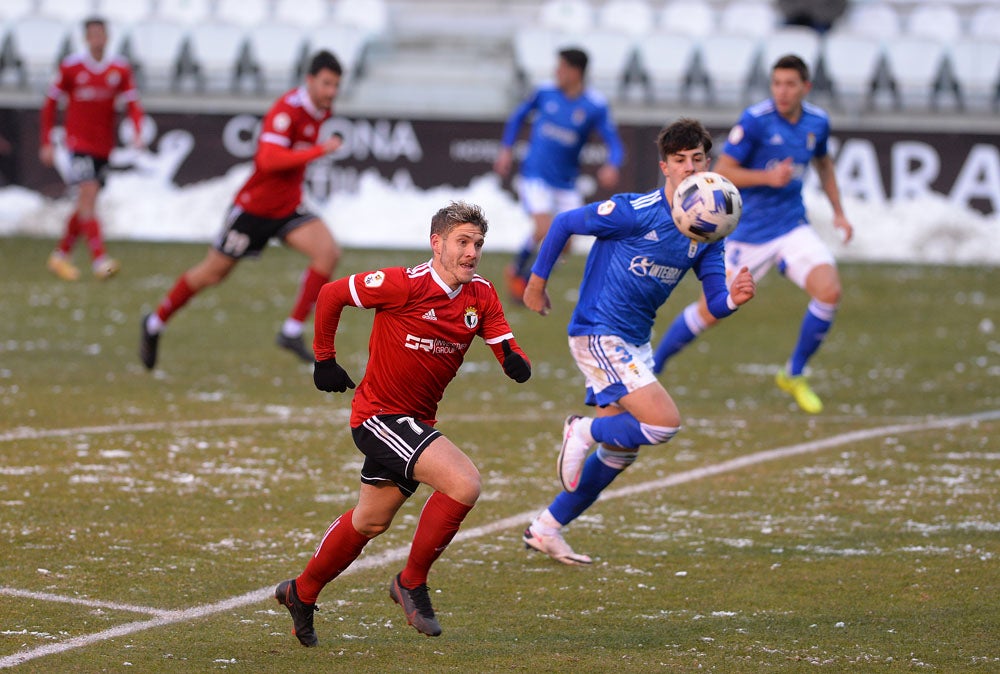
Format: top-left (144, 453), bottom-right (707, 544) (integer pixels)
top-left (351, 415), bottom-right (442, 497)
top-left (212, 205), bottom-right (319, 260)
top-left (66, 152), bottom-right (110, 187)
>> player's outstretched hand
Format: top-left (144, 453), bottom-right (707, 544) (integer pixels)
top-left (313, 358), bottom-right (356, 393)
top-left (730, 266), bottom-right (756, 306)
top-left (501, 340), bottom-right (531, 383)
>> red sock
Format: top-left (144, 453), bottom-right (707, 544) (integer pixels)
top-left (296, 509), bottom-right (370, 604)
top-left (156, 276), bottom-right (196, 323)
top-left (399, 492), bottom-right (473, 589)
top-left (290, 266), bottom-right (329, 323)
top-left (78, 216), bottom-right (105, 260)
top-left (58, 212), bottom-right (81, 254)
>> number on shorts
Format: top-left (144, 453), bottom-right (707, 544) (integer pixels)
top-left (396, 416), bottom-right (423, 434)
top-left (221, 230), bottom-right (250, 257)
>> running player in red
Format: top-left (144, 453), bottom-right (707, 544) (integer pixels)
top-left (139, 50), bottom-right (344, 369)
top-left (274, 201), bottom-right (532, 645)
top-left (40, 16), bottom-right (143, 281)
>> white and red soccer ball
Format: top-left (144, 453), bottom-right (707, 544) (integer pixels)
top-left (671, 171), bottom-right (742, 243)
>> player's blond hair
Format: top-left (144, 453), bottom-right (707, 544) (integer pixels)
top-left (430, 201), bottom-right (489, 237)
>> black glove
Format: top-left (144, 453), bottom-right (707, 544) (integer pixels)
top-left (501, 339), bottom-right (531, 383)
top-left (313, 358), bottom-right (356, 393)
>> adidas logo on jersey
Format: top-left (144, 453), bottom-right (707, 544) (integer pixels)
top-left (644, 229), bottom-right (659, 241)
top-left (769, 133), bottom-right (784, 145)
top-left (422, 309), bottom-right (438, 321)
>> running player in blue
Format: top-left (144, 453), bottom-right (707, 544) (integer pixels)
top-left (493, 47), bottom-right (624, 302)
top-left (653, 55), bottom-right (854, 414)
top-left (520, 118), bottom-right (757, 564)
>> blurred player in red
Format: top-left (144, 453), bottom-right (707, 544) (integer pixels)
top-left (40, 16), bottom-right (143, 281)
top-left (274, 201), bottom-right (532, 645)
top-left (140, 50), bottom-right (345, 369)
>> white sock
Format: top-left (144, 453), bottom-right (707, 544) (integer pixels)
top-left (532, 509), bottom-right (563, 536)
top-left (146, 313), bottom-right (164, 335)
top-left (281, 318), bottom-right (303, 338)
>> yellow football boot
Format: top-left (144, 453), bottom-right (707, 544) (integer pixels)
top-left (775, 369), bottom-right (823, 414)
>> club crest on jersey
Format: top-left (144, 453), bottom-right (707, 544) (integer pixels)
top-left (364, 270), bottom-right (385, 287)
top-left (463, 306), bottom-right (478, 329)
top-left (597, 200), bottom-right (616, 216)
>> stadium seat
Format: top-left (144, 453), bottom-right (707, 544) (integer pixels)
top-left (512, 27), bottom-right (565, 89)
top-left (0, 0), bottom-right (34, 22)
top-left (274, 0), bottom-right (331, 28)
top-left (759, 25), bottom-right (820, 76)
top-left (718, 0), bottom-right (780, 37)
top-left (538, 0), bottom-right (594, 33)
top-left (658, 0), bottom-right (716, 37)
top-left (841, 2), bottom-right (901, 39)
top-left (698, 32), bottom-right (760, 107)
top-left (568, 30), bottom-right (636, 98)
top-left (215, 0), bottom-right (272, 29)
top-left (331, 0), bottom-right (389, 43)
top-left (245, 23), bottom-right (307, 94)
top-left (126, 19), bottom-right (187, 92)
top-left (882, 37), bottom-right (950, 110)
top-left (95, 0), bottom-right (154, 26)
top-left (36, 0), bottom-right (93, 24)
top-left (634, 31), bottom-right (699, 103)
top-left (821, 30), bottom-right (884, 112)
top-left (305, 23), bottom-right (373, 89)
top-left (948, 40), bottom-right (1000, 111)
top-left (596, 0), bottom-right (655, 37)
top-left (968, 6), bottom-right (1000, 41)
top-left (906, 3), bottom-right (962, 44)
top-left (6, 15), bottom-right (71, 91)
top-left (154, 0), bottom-right (212, 26)
top-left (184, 21), bottom-right (248, 93)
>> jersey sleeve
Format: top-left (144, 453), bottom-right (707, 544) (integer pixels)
top-left (474, 282), bottom-right (530, 370)
top-left (694, 242), bottom-right (737, 320)
top-left (721, 108), bottom-right (757, 165)
top-left (313, 267), bottom-right (409, 360)
top-left (39, 63), bottom-right (72, 145)
top-left (595, 104), bottom-right (624, 167)
top-left (500, 90), bottom-right (539, 147)
top-left (531, 195), bottom-right (639, 280)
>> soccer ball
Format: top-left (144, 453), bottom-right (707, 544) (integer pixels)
top-left (671, 171), bottom-right (742, 243)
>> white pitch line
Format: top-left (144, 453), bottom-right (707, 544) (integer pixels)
top-left (1, 409), bottom-right (996, 668)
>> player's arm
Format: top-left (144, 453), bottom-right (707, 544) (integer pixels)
top-left (38, 69), bottom-right (69, 166)
top-left (523, 206), bottom-right (584, 315)
top-left (714, 153), bottom-right (793, 189)
top-left (485, 337), bottom-right (531, 383)
top-left (594, 106), bottom-right (624, 190)
top-left (813, 153), bottom-right (854, 243)
top-left (312, 277), bottom-right (356, 392)
top-left (697, 245), bottom-right (755, 319)
top-left (256, 135), bottom-right (342, 172)
top-left (494, 93), bottom-right (537, 177)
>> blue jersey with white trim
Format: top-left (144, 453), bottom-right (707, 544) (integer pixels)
top-left (532, 189), bottom-right (728, 345)
top-left (500, 84), bottom-right (623, 189)
top-left (723, 99), bottom-right (831, 244)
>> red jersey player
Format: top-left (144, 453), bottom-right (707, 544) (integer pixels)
top-left (139, 50), bottom-right (345, 370)
top-left (274, 201), bottom-right (532, 645)
top-left (40, 16), bottom-right (143, 281)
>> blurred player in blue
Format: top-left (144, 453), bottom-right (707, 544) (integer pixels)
top-left (653, 54), bottom-right (854, 414)
top-left (520, 118), bottom-right (756, 564)
top-left (493, 47), bottom-right (624, 302)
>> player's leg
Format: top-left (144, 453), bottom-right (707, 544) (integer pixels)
top-left (139, 249), bottom-right (237, 369)
top-left (278, 216), bottom-right (341, 361)
top-left (775, 227), bottom-right (840, 413)
top-left (653, 294), bottom-right (715, 373)
top-left (278, 482), bottom-right (405, 647)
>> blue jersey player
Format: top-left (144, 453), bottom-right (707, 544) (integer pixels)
top-left (494, 47), bottom-right (624, 303)
top-left (653, 55), bottom-right (854, 414)
top-left (520, 118), bottom-right (756, 564)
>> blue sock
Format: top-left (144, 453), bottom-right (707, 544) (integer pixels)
top-left (512, 238), bottom-right (535, 278)
top-left (548, 451), bottom-right (624, 525)
top-left (591, 413), bottom-right (649, 448)
top-left (653, 303), bottom-right (705, 374)
top-left (789, 300), bottom-right (836, 376)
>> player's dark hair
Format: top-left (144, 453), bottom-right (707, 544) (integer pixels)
top-left (772, 54), bottom-right (810, 82)
top-left (83, 16), bottom-right (107, 30)
top-left (656, 118), bottom-right (712, 160)
top-left (558, 48), bottom-right (589, 75)
top-left (308, 50), bottom-right (343, 76)
top-left (431, 201), bottom-right (489, 237)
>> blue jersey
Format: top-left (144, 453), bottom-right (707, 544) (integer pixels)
top-left (723, 99), bottom-right (831, 244)
top-left (500, 84), bottom-right (624, 190)
top-left (531, 188), bottom-right (735, 345)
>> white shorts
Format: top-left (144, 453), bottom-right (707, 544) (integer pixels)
top-left (568, 335), bottom-right (658, 408)
top-left (518, 177), bottom-right (583, 216)
top-left (724, 225), bottom-right (836, 290)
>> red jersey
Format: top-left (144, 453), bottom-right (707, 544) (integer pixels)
top-left (40, 52), bottom-right (143, 160)
top-left (234, 87), bottom-right (332, 218)
top-left (314, 262), bottom-right (524, 427)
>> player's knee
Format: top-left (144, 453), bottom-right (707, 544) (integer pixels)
top-left (641, 423), bottom-right (680, 445)
top-left (596, 445), bottom-right (640, 470)
top-left (355, 517), bottom-right (393, 538)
